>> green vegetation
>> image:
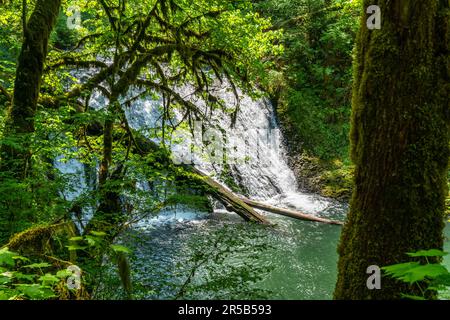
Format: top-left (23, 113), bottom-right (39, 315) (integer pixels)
top-left (0, 0), bottom-right (281, 300)
top-left (258, 0), bottom-right (359, 160)
top-left (0, 0), bottom-right (448, 301)
top-left (255, 0), bottom-right (360, 199)
top-left (0, 247), bottom-right (71, 300)
top-left (383, 249), bottom-right (450, 300)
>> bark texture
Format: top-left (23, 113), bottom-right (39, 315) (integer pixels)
top-left (334, 0), bottom-right (450, 300)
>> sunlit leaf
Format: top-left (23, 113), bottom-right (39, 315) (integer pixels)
top-left (110, 245), bottom-right (131, 254)
top-left (90, 231), bottom-right (106, 237)
top-left (15, 284), bottom-right (56, 300)
top-left (22, 262), bottom-right (51, 269)
top-left (39, 274), bottom-right (60, 285)
top-left (407, 249), bottom-right (448, 258)
top-left (0, 248), bottom-right (16, 267)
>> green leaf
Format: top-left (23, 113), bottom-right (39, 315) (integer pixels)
top-left (0, 289), bottom-right (18, 300)
top-left (407, 249), bottom-right (448, 257)
top-left (110, 245), bottom-right (131, 254)
top-left (0, 274), bottom-right (12, 285)
top-left (16, 284), bottom-right (56, 300)
top-left (12, 255), bottom-right (30, 262)
top-left (431, 273), bottom-right (450, 286)
top-left (12, 272), bottom-right (36, 282)
top-left (400, 294), bottom-right (426, 300)
top-left (69, 236), bottom-right (84, 242)
top-left (85, 235), bottom-right (98, 246)
top-left (382, 262), bottom-right (420, 278)
top-left (90, 231), bottom-right (106, 237)
top-left (66, 245), bottom-right (88, 251)
top-left (0, 248), bottom-right (16, 267)
top-left (56, 270), bottom-right (72, 279)
top-left (23, 262), bottom-right (51, 269)
top-left (39, 274), bottom-right (59, 285)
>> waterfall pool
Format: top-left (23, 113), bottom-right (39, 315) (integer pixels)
top-left (63, 75), bottom-right (450, 300)
top-left (114, 200), bottom-right (450, 300)
top-left (118, 195), bottom-right (347, 300)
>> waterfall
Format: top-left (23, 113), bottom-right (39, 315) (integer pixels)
top-left (123, 80), bottom-right (332, 216)
top-left (56, 75), bottom-right (334, 226)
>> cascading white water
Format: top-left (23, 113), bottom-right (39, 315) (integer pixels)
top-left (56, 72), bottom-right (335, 225)
top-left (123, 80), bottom-right (333, 217)
top-left (54, 72), bottom-right (349, 300)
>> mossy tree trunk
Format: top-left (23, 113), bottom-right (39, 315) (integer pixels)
top-left (0, 0), bottom-right (61, 179)
top-left (334, 0), bottom-right (449, 300)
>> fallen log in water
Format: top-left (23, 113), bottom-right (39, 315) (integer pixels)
top-left (191, 168), bottom-right (342, 226)
top-left (190, 167), bottom-right (269, 224)
top-left (128, 130), bottom-right (341, 226)
top-left (241, 197), bottom-right (344, 225)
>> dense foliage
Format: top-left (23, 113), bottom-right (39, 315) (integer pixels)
top-left (0, 0), bottom-right (281, 300)
top-left (256, 0), bottom-right (359, 160)
top-left (0, 0), bottom-right (448, 301)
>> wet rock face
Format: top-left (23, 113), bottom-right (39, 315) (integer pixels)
top-left (285, 150), bottom-right (353, 202)
top-left (286, 152), bottom-right (323, 193)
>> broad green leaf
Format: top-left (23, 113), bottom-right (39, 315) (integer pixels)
top-left (23, 262), bottom-right (51, 269)
top-left (69, 236), bottom-right (84, 242)
top-left (12, 255), bottom-right (29, 262)
top-left (110, 245), bottom-right (131, 254)
top-left (0, 289), bottom-right (18, 300)
top-left (407, 249), bottom-right (448, 258)
top-left (16, 284), bottom-right (56, 300)
top-left (0, 248), bottom-right (16, 267)
top-left (432, 273), bottom-right (450, 286)
top-left (39, 274), bottom-right (59, 285)
top-left (414, 264), bottom-right (449, 278)
top-left (66, 245), bottom-right (88, 251)
top-left (12, 272), bottom-right (36, 282)
top-left (90, 231), bottom-right (106, 237)
top-left (382, 262), bottom-right (420, 277)
top-left (400, 294), bottom-right (426, 300)
top-left (0, 275), bottom-right (12, 285)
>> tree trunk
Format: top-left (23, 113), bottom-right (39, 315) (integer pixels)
top-left (88, 108), bottom-right (123, 235)
top-left (190, 168), bottom-right (269, 224)
top-left (0, 0), bottom-right (61, 179)
top-left (334, 0), bottom-right (449, 300)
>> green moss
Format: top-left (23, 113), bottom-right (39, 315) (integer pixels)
top-left (319, 160), bottom-right (354, 200)
top-left (6, 222), bottom-right (76, 255)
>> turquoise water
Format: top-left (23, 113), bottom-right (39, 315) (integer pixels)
top-left (120, 204), bottom-right (450, 300)
top-left (123, 199), bottom-right (346, 300)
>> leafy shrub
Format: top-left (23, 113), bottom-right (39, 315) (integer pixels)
top-left (0, 247), bottom-right (73, 300)
top-left (383, 249), bottom-right (450, 300)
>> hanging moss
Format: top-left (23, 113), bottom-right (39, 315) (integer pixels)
top-left (334, 0), bottom-right (450, 300)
